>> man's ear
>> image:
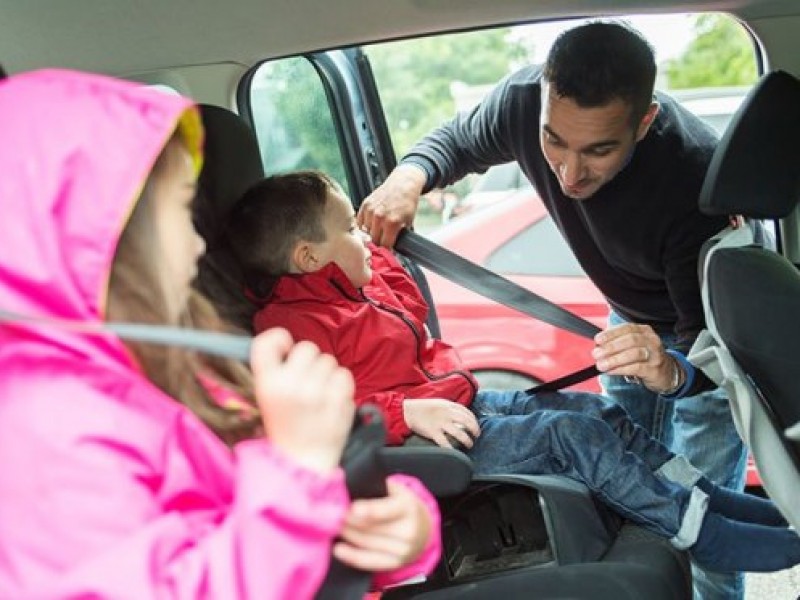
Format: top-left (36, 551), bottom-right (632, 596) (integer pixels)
top-left (635, 101), bottom-right (659, 142)
top-left (291, 241), bottom-right (319, 273)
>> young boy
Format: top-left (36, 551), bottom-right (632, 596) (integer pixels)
top-left (224, 170), bottom-right (800, 575)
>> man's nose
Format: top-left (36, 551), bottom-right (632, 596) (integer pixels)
top-left (560, 152), bottom-right (584, 185)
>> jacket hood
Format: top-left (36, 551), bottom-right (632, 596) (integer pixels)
top-left (0, 69), bottom-right (202, 365)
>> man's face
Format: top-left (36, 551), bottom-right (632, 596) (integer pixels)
top-left (539, 82), bottom-right (656, 200)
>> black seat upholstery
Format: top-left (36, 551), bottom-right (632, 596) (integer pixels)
top-left (690, 70), bottom-right (800, 529)
top-left (194, 104), bottom-right (265, 332)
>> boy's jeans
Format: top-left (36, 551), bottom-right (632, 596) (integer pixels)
top-left (465, 389), bottom-right (707, 547)
top-left (600, 310), bottom-right (747, 600)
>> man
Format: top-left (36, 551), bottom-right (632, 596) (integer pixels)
top-left (358, 20), bottom-right (748, 600)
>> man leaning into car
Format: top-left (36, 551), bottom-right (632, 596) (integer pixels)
top-left (358, 20), bottom-right (759, 600)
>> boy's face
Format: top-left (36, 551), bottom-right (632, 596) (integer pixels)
top-left (312, 189), bottom-right (372, 287)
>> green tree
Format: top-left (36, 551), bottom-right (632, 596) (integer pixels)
top-left (665, 14), bottom-right (757, 89)
top-left (366, 30), bottom-right (526, 157)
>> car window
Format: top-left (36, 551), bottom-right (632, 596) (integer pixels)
top-left (484, 216), bottom-right (586, 277)
top-left (248, 56), bottom-right (350, 195)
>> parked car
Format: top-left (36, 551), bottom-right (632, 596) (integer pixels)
top-left (425, 191), bottom-right (605, 392)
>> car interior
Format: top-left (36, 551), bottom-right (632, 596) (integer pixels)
top-left (1, 0), bottom-right (799, 598)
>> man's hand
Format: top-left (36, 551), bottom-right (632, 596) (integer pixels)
top-left (403, 398), bottom-right (481, 449)
top-left (357, 164), bottom-right (427, 248)
top-left (593, 323), bottom-right (684, 394)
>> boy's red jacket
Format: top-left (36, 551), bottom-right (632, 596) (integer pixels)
top-left (254, 246), bottom-right (479, 445)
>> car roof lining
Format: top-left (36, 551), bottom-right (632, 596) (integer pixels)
top-left (1, 0), bottom-right (798, 77)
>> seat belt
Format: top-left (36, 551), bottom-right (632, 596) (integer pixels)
top-left (394, 229), bottom-right (601, 393)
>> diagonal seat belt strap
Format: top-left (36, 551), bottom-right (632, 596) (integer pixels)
top-left (0, 309), bottom-right (253, 361)
top-left (395, 229), bottom-right (600, 389)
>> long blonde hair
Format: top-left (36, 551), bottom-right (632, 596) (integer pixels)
top-left (107, 136), bottom-right (259, 445)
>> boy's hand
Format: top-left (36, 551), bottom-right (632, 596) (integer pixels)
top-left (403, 399), bottom-right (480, 449)
top-left (251, 328), bottom-right (356, 473)
top-left (333, 480), bottom-right (432, 571)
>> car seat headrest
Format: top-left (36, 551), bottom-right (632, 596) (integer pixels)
top-left (195, 104), bottom-right (264, 244)
top-left (699, 70), bottom-right (800, 219)
top-left (193, 104), bottom-right (265, 333)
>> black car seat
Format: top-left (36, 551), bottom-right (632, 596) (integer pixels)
top-left (688, 70), bottom-right (800, 530)
top-left (194, 103), bottom-right (691, 599)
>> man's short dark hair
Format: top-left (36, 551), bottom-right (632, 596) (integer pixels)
top-left (0, 64), bottom-right (7, 79)
top-left (543, 21), bottom-right (656, 125)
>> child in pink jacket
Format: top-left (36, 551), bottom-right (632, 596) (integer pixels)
top-left (0, 70), bottom-right (440, 599)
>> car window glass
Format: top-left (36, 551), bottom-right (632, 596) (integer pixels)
top-left (485, 216), bottom-right (586, 277)
top-left (248, 56), bottom-right (350, 195)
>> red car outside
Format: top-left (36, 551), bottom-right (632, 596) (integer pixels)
top-left (422, 189), bottom-right (762, 488)
top-left (424, 190), bottom-right (605, 392)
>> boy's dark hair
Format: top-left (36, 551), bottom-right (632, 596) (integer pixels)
top-left (543, 21), bottom-right (656, 126)
top-left (225, 170), bottom-right (338, 299)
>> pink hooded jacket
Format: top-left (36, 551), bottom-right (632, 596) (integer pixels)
top-left (0, 70), bottom-right (440, 599)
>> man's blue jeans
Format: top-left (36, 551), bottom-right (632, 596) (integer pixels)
top-left (600, 310), bottom-right (748, 600)
top-left (465, 389), bottom-right (708, 546)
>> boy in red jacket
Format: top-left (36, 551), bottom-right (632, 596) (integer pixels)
top-left (223, 170), bottom-right (800, 575)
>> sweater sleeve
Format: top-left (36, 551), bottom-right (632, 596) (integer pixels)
top-left (400, 71), bottom-right (521, 193)
top-left (662, 193), bottom-right (728, 397)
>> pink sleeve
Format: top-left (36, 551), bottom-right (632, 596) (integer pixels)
top-left (57, 441), bottom-right (347, 600)
top-left (372, 474), bottom-right (443, 590)
top-left (0, 383), bottom-right (351, 600)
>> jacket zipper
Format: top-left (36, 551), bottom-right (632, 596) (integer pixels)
top-left (330, 280), bottom-right (477, 395)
